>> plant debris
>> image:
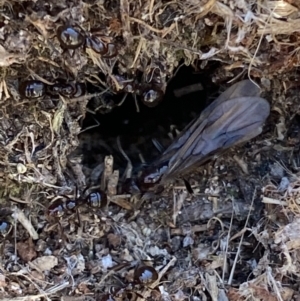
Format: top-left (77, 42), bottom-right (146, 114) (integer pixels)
top-left (1, 0), bottom-right (300, 301)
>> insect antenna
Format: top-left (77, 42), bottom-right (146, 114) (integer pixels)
top-left (183, 178), bottom-right (194, 194)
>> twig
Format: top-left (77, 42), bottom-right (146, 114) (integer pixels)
top-left (117, 136), bottom-right (132, 180)
top-left (1, 296), bottom-right (45, 301)
top-left (149, 0), bottom-right (155, 23)
top-left (228, 188), bottom-right (257, 285)
top-left (130, 38), bottom-right (145, 68)
top-left (12, 207), bottom-right (39, 240)
top-left (129, 17), bottom-right (171, 34)
top-left (134, 94), bottom-right (140, 112)
top-left (173, 83), bottom-right (203, 97)
top-left (266, 266), bottom-right (284, 301)
top-left (101, 155), bottom-right (114, 191)
top-left (262, 197), bottom-right (287, 206)
top-left (151, 34), bottom-right (203, 55)
top-left (10, 272), bottom-right (51, 301)
top-left (79, 117), bottom-right (100, 134)
top-left (67, 92), bottom-right (108, 103)
top-left (222, 204), bottom-right (234, 281)
top-left (248, 5), bottom-right (275, 87)
top-left (173, 189), bottom-right (188, 226)
top-left (138, 256), bottom-right (177, 301)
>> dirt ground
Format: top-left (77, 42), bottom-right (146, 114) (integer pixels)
top-left (1, 1), bottom-right (300, 301)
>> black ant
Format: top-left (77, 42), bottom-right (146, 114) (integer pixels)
top-left (98, 265), bottom-right (159, 301)
top-left (47, 186), bottom-right (107, 219)
top-left (47, 186), bottom-right (107, 244)
top-left (56, 24), bottom-right (118, 58)
top-left (18, 78), bottom-right (86, 100)
top-left (106, 68), bottom-right (164, 108)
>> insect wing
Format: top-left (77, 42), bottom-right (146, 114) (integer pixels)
top-left (157, 84), bottom-right (269, 181)
top-left (154, 80), bottom-right (262, 165)
top-left (211, 79), bottom-right (261, 102)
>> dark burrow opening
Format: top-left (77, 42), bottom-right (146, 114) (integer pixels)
top-left (78, 63), bottom-right (220, 178)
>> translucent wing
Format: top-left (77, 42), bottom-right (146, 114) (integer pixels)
top-left (151, 80), bottom-right (270, 183)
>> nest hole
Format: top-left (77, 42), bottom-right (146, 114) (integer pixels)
top-left (79, 63), bottom-right (219, 175)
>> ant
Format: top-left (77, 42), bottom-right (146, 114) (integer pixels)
top-left (47, 186), bottom-right (107, 242)
top-left (47, 186), bottom-right (107, 218)
top-left (18, 78), bottom-right (86, 100)
top-left (56, 24), bottom-right (118, 58)
top-left (98, 265), bottom-right (159, 301)
top-left (106, 66), bottom-right (165, 109)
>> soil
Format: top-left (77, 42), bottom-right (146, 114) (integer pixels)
top-left (1, 1), bottom-right (300, 301)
